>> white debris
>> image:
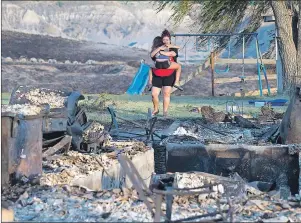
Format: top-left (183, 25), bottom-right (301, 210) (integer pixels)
top-left (2, 104), bottom-right (42, 116)
top-left (172, 126), bottom-right (201, 142)
top-left (65, 60), bottom-right (71, 64)
top-left (38, 59), bottom-right (45, 63)
top-left (212, 184), bottom-right (225, 194)
top-left (85, 60), bottom-right (96, 65)
top-left (19, 57), bottom-right (27, 63)
top-left (30, 58), bottom-right (38, 63)
top-left (48, 59), bottom-right (57, 64)
top-left (173, 127), bottom-right (188, 135)
top-left (262, 216), bottom-right (289, 222)
top-left (3, 57), bottom-right (13, 62)
top-left (21, 88), bottom-right (66, 108)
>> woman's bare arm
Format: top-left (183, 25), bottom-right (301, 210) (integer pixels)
top-left (160, 51), bottom-right (177, 57)
top-left (167, 44), bottom-right (180, 49)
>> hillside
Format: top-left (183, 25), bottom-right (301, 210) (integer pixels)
top-left (1, 1), bottom-right (193, 50)
top-left (1, 30), bottom-right (151, 63)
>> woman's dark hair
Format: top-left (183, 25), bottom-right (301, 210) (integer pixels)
top-left (161, 29), bottom-right (171, 39)
top-left (151, 36), bottom-right (163, 52)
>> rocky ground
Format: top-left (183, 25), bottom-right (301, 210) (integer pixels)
top-left (3, 174), bottom-right (301, 222)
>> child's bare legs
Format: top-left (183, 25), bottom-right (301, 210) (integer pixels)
top-left (168, 62), bottom-right (181, 85)
top-left (151, 87), bottom-right (161, 115)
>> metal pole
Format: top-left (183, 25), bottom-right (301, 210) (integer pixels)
top-left (255, 38), bottom-right (263, 97)
top-left (210, 52), bottom-right (215, 96)
top-left (256, 36), bottom-right (271, 95)
top-left (242, 35), bottom-right (245, 79)
top-left (275, 26), bottom-right (283, 94)
top-left (185, 43), bottom-right (187, 64)
top-left (172, 33), bottom-right (258, 37)
top-left (241, 35), bottom-right (245, 115)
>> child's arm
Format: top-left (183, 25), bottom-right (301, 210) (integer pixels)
top-left (160, 51), bottom-right (177, 57)
top-left (150, 46), bottom-right (166, 58)
top-left (148, 68), bottom-right (152, 85)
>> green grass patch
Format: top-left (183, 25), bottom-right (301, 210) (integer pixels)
top-left (81, 93), bottom-right (288, 123)
top-left (1, 91), bottom-right (288, 124)
top-left (1, 92), bottom-right (11, 105)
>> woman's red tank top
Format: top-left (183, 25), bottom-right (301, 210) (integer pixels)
top-left (152, 56), bottom-right (175, 77)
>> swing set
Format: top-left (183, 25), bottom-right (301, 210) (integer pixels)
top-left (172, 32), bottom-right (272, 97)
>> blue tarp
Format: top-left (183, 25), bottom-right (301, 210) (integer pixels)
top-left (126, 63), bottom-right (150, 95)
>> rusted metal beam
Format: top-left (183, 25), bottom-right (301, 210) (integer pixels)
top-left (2, 115), bottom-right (43, 184)
top-left (43, 135), bottom-right (72, 158)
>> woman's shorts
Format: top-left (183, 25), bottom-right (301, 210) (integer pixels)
top-left (155, 61), bottom-right (170, 69)
top-left (152, 71), bottom-right (176, 88)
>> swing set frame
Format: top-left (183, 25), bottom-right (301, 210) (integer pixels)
top-left (172, 32), bottom-right (272, 97)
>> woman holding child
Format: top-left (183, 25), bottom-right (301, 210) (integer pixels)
top-left (149, 29), bottom-right (182, 117)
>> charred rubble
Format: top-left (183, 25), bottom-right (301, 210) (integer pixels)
top-left (8, 85), bottom-right (111, 154)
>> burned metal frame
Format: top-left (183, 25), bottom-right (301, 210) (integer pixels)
top-left (8, 85), bottom-right (88, 151)
top-left (107, 106), bottom-right (162, 141)
top-left (118, 154), bottom-right (225, 222)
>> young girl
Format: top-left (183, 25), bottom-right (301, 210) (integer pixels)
top-left (150, 36), bottom-right (170, 69)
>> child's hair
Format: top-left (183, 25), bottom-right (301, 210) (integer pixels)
top-left (151, 36), bottom-right (163, 52)
top-left (161, 29), bottom-right (171, 39)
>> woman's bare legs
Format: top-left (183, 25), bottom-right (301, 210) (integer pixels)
top-left (162, 86), bottom-right (172, 117)
top-left (168, 62), bottom-right (182, 86)
top-left (151, 86), bottom-right (161, 115)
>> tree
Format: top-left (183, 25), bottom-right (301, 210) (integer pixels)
top-left (156, 0), bottom-right (300, 89)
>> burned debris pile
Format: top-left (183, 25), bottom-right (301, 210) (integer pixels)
top-left (2, 85), bottom-right (301, 222)
top-left (7, 85), bottom-right (110, 153)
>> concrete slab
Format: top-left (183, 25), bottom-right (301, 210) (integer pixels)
top-left (70, 149), bottom-right (154, 191)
